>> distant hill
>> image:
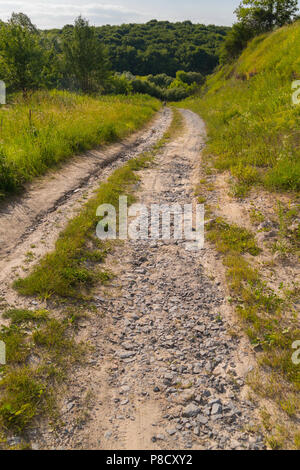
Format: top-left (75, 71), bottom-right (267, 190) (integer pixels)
top-left (49, 20), bottom-right (230, 77)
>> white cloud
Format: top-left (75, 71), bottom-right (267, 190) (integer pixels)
top-left (0, 1), bottom-right (148, 28)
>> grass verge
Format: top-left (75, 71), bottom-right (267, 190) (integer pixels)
top-left (0, 307), bottom-right (84, 439)
top-left (177, 21), bottom-right (300, 194)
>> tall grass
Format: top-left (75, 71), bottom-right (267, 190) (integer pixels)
top-left (0, 90), bottom-right (160, 196)
top-left (178, 21), bottom-right (300, 192)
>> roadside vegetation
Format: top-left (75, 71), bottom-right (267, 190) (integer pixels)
top-left (0, 91), bottom-right (160, 197)
top-left (205, 214), bottom-right (300, 449)
top-left (0, 307), bottom-right (84, 439)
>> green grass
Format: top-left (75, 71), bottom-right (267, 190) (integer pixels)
top-left (0, 90), bottom-right (161, 197)
top-left (3, 308), bottom-right (48, 325)
top-left (0, 367), bottom-right (46, 432)
top-left (207, 218), bottom-right (261, 256)
top-left (14, 109), bottom-right (183, 301)
top-left (0, 307), bottom-right (83, 435)
top-left (177, 20), bottom-right (300, 193)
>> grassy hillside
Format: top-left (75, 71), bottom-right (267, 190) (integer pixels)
top-left (0, 91), bottom-right (160, 197)
top-left (179, 20), bottom-right (300, 193)
top-left (178, 22), bottom-right (300, 449)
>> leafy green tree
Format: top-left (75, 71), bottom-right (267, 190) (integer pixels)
top-left (0, 13), bottom-right (46, 92)
top-left (147, 74), bottom-right (174, 87)
top-left (221, 1), bottom-right (298, 63)
top-left (62, 16), bottom-right (110, 93)
top-left (236, 0), bottom-right (299, 32)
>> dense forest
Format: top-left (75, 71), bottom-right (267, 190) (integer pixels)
top-left (0, 14), bottom-right (229, 101)
top-left (48, 21), bottom-right (230, 77)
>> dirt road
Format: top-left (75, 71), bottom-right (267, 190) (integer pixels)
top-left (0, 108), bottom-right (264, 450)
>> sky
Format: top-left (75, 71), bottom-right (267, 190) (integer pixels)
top-left (0, 0), bottom-right (242, 29)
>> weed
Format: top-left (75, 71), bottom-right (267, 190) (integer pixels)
top-left (207, 218), bottom-right (260, 256)
top-left (0, 368), bottom-right (45, 432)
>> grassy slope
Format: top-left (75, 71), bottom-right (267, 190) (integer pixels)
top-left (178, 21), bottom-right (300, 192)
top-left (0, 90), bottom-right (160, 196)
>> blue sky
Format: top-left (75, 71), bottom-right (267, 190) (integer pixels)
top-left (0, 0), bottom-right (241, 28)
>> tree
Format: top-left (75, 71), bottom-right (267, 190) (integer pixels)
top-left (62, 16), bottom-right (110, 93)
top-left (0, 13), bottom-right (46, 92)
top-left (220, 22), bottom-right (254, 63)
top-left (93, 21), bottom-right (229, 76)
top-left (236, 0), bottom-right (299, 33)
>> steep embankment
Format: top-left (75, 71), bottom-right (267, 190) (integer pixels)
top-left (180, 20), bottom-right (300, 192)
top-left (178, 22), bottom-right (300, 450)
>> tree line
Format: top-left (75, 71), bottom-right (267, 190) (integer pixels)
top-left (1, 4), bottom-right (297, 99)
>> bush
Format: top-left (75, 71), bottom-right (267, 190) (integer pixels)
top-left (163, 87), bottom-right (190, 101)
top-left (131, 78), bottom-right (163, 99)
top-left (220, 22), bottom-right (254, 63)
top-left (175, 71), bottom-right (204, 86)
